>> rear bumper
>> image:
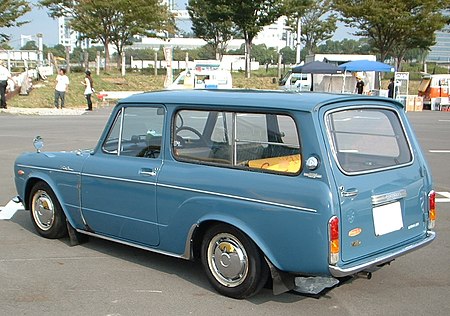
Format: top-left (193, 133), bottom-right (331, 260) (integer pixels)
top-left (329, 231), bottom-right (436, 277)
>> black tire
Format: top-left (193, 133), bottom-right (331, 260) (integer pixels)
top-left (201, 224), bottom-right (269, 299)
top-left (29, 182), bottom-right (68, 239)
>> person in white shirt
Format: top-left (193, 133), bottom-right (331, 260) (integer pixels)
top-left (81, 70), bottom-right (94, 111)
top-left (54, 68), bottom-right (70, 108)
top-left (0, 60), bottom-right (15, 109)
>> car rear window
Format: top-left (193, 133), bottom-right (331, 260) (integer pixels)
top-left (326, 108), bottom-right (412, 174)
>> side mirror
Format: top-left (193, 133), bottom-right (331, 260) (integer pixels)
top-left (33, 136), bottom-right (44, 153)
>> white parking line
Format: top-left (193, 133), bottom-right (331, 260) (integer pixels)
top-left (0, 200), bottom-right (24, 220)
top-left (429, 150), bottom-right (450, 153)
top-left (436, 192), bottom-right (450, 203)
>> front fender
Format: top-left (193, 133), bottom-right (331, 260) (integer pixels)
top-left (21, 170), bottom-right (83, 230)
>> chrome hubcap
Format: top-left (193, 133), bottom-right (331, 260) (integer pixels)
top-left (207, 233), bottom-right (248, 287)
top-left (32, 190), bottom-right (55, 231)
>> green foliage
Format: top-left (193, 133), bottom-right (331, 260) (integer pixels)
top-left (300, 1), bottom-right (337, 55)
top-left (226, 0), bottom-right (284, 77)
top-left (40, 0), bottom-right (176, 69)
top-left (45, 44), bottom-right (67, 59)
top-left (20, 41), bottom-right (38, 50)
top-left (0, 0), bottom-right (31, 42)
top-left (279, 47), bottom-right (296, 64)
top-left (318, 38), bottom-right (373, 55)
top-left (0, 42), bottom-right (13, 50)
top-left (187, 0), bottom-right (236, 59)
top-left (333, 0), bottom-right (449, 66)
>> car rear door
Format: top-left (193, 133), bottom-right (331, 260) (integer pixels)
top-left (321, 104), bottom-right (430, 263)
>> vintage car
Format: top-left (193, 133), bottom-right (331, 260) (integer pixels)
top-left (14, 90), bottom-right (436, 299)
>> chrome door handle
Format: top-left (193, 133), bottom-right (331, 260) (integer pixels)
top-left (139, 168), bottom-right (157, 176)
top-left (340, 186), bottom-right (358, 198)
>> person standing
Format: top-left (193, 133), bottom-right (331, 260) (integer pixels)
top-left (54, 68), bottom-right (69, 109)
top-left (388, 77), bottom-right (395, 98)
top-left (82, 70), bottom-right (94, 111)
top-left (0, 60), bottom-right (15, 109)
top-left (355, 77), bottom-right (365, 94)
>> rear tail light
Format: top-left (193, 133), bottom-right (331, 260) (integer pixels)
top-left (428, 190), bottom-right (436, 229)
top-left (329, 216), bottom-right (339, 265)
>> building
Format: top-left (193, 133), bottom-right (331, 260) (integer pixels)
top-left (58, 16), bottom-right (91, 51)
top-left (426, 26), bottom-right (450, 63)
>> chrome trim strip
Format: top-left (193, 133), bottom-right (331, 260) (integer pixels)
top-left (75, 229), bottom-right (189, 260)
top-left (372, 189), bottom-right (407, 205)
top-left (329, 231), bottom-right (435, 278)
top-left (19, 164), bottom-right (311, 212)
top-left (16, 164), bottom-right (80, 175)
top-left (81, 173), bottom-right (157, 186)
top-left (158, 183), bottom-right (317, 213)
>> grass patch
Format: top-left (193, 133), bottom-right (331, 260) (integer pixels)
top-left (8, 69), bottom-right (422, 109)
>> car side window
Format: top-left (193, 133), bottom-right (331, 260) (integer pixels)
top-left (173, 110), bottom-right (301, 174)
top-left (102, 106), bottom-right (165, 158)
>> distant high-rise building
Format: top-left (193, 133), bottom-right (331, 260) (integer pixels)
top-left (427, 26), bottom-right (450, 63)
top-left (58, 16), bottom-right (91, 51)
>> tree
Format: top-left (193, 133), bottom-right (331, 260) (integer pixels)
top-left (40, 0), bottom-right (175, 70)
top-left (188, 0), bottom-right (236, 60)
top-left (333, 0), bottom-right (449, 63)
top-left (300, 0), bottom-right (337, 56)
top-left (0, 0), bottom-right (31, 42)
top-left (21, 41), bottom-right (38, 50)
top-left (317, 38), bottom-right (372, 55)
top-left (45, 44), bottom-right (67, 59)
top-left (226, 0), bottom-right (283, 78)
top-left (279, 46), bottom-right (296, 64)
top-left (282, 0), bottom-right (314, 63)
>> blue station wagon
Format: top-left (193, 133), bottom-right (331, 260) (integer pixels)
top-left (14, 90), bottom-right (436, 299)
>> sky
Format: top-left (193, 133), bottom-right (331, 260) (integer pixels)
top-left (0, 1), bottom-right (59, 48)
top-left (0, 1), bottom-right (355, 50)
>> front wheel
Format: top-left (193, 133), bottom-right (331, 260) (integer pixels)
top-left (201, 224), bottom-right (269, 299)
top-left (29, 182), bottom-right (68, 239)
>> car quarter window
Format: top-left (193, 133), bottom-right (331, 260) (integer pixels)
top-left (173, 109), bottom-right (301, 174)
top-left (102, 106), bottom-right (165, 158)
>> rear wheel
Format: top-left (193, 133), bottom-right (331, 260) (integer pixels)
top-left (29, 182), bottom-right (68, 239)
top-left (201, 224), bottom-right (269, 299)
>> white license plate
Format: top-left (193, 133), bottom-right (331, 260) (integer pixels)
top-left (373, 201), bottom-right (404, 236)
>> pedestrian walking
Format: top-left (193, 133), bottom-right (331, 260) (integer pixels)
top-left (82, 70), bottom-right (94, 111)
top-left (54, 68), bottom-right (69, 109)
top-left (0, 60), bottom-right (15, 109)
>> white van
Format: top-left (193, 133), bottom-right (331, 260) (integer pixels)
top-left (278, 71), bottom-right (312, 91)
top-left (167, 69), bottom-right (232, 90)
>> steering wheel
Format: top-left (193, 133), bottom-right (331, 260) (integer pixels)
top-left (176, 126), bottom-right (208, 146)
top-left (137, 145), bottom-right (161, 158)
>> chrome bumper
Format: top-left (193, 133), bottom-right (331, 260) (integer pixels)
top-left (329, 231), bottom-right (436, 278)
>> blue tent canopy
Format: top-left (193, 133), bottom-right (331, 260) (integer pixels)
top-left (338, 60), bottom-right (395, 72)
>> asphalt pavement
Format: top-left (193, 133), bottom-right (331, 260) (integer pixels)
top-left (0, 107), bottom-right (449, 315)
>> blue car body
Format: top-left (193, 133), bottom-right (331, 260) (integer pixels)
top-left (14, 90), bottom-right (435, 297)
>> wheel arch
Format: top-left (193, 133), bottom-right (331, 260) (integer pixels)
top-left (189, 217), bottom-right (280, 269)
top-left (23, 175), bottom-right (77, 228)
